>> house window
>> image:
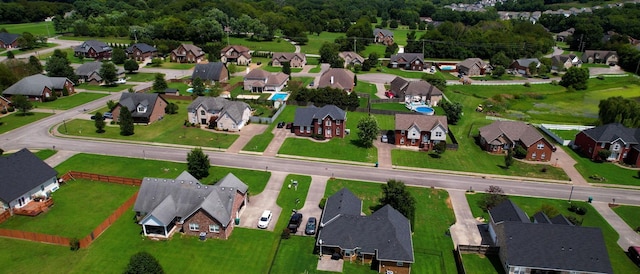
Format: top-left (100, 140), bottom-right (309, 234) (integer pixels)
top-left (189, 223), bottom-right (199, 231)
top-left (541, 153), bottom-right (546, 159)
top-left (411, 139), bottom-right (416, 145)
top-left (326, 128), bottom-right (331, 137)
top-left (200, 110), bottom-right (205, 115)
top-left (137, 105), bottom-right (147, 113)
top-left (423, 135), bottom-right (429, 142)
top-left (612, 144), bottom-right (621, 151)
top-left (435, 132), bottom-right (442, 138)
top-left (537, 143), bottom-right (544, 149)
top-left (336, 120), bottom-right (341, 125)
top-left (400, 137), bottom-right (405, 145)
top-left (209, 225), bottom-right (220, 233)
top-left (318, 127), bottom-right (322, 134)
top-left (601, 143), bottom-right (605, 148)
top-left (401, 130), bottom-right (405, 136)
top-left (397, 262), bottom-right (404, 266)
top-left (325, 120), bottom-right (331, 126)
top-left (532, 153), bottom-right (536, 159)
top-left (306, 126), bottom-right (311, 133)
top-left (336, 128), bottom-right (340, 136)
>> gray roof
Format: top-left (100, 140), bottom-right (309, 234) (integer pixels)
top-left (317, 68), bottom-right (355, 90)
top-left (126, 43), bottom-right (157, 54)
top-left (0, 148), bottom-right (57, 203)
top-left (75, 61), bottom-right (124, 78)
top-left (489, 200), bottom-right (530, 224)
top-left (373, 28), bottom-right (394, 37)
top-left (338, 52), bottom-right (364, 64)
top-left (3, 74), bottom-right (71, 96)
top-left (582, 50), bottom-right (617, 62)
top-left (457, 58), bottom-right (486, 71)
top-left (187, 96), bottom-right (250, 125)
top-left (549, 214), bottom-right (573, 225)
top-left (479, 121), bottom-right (547, 147)
top-left (389, 77), bottom-right (442, 98)
top-left (192, 62), bottom-right (227, 81)
top-left (390, 53), bottom-right (424, 64)
top-left (172, 44), bottom-right (205, 57)
top-left (116, 93), bottom-right (166, 119)
top-left (293, 105), bottom-right (346, 127)
top-left (74, 40), bottom-right (112, 54)
top-left (513, 58), bottom-right (541, 67)
top-left (579, 123), bottom-right (640, 144)
top-left (272, 52), bottom-right (306, 63)
top-left (317, 189), bottom-right (414, 263)
top-left (244, 69), bottom-right (289, 88)
top-left (0, 32), bottom-right (20, 44)
top-left (532, 211), bottom-right (551, 224)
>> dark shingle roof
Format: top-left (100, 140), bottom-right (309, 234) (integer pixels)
top-left (319, 188), bottom-right (361, 227)
top-left (389, 76), bottom-right (442, 97)
top-left (116, 93), bottom-right (166, 119)
top-left (172, 44), bottom-right (205, 57)
top-left (318, 68), bottom-right (355, 91)
top-left (3, 74), bottom-right (71, 96)
top-left (373, 28), bottom-right (394, 37)
top-left (293, 105), bottom-right (346, 127)
top-left (489, 200), bottom-right (530, 224)
top-left (0, 32), bottom-right (20, 44)
top-left (579, 123), bottom-right (640, 144)
top-left (126, 43), bottom-right (157, 54)
top-left (74, 40), bottom-right (112, 54)
top-left (187, 96), bottom-right (250, 125)
top-left (532, 211), bottom-right (551, 224)
top-left (192, 62), bottom-right (227, 81)
top-left (75, 61), bottom-right (124, 77)
top-left (0, 148), bottom-right (57, 203)
top-left (390, 53), bottom-right (424, 64)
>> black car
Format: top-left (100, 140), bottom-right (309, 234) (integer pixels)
top-left (305, 217), bottom-right (317, 235)
top-left (288, 213), bottom-right (303, 233)
top-left (277, 121), bottom-right (285, 128)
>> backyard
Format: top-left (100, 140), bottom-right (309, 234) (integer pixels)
top-left (0, 21), bottom-right (54, 37)
top-left (242, 104), bottom-right (297, 152)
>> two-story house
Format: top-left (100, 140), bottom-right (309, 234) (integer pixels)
top-left (170, 44), bottom-right (206, 63)
top-left (292, 105), bottom-right (346, 139)
top-left (574, 123), bottom-right (640, 165)
top-left (187, 96), bottom-right (251, 132)
top-left (220, 45), bottom-right (251, 65)
top-left (271, 52), bottom-right (306, 68)
top-left (74, 40), bottom-right (112, 60)
top-left (389, 53), bottom-right (425, 71)
top-left (125, 43), bottom-right (157, 61)
top-left (394, 114), bottom-right (448, 151)
top-left (243, 69), bottom-right (289, 93)
top-left (111, 93), bottom-right (168, 124)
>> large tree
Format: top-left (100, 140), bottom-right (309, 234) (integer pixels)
top-left (421, 73), bottom-right (446, 92)
top-left (152, 73), bottom-right (167, 91)
top-left (12, 95), bottom-right (32, 115)
top-left (598, 96), bottom-right (640, 128)
top-left (119, 106), bottom-right (134, 136)
top-left (99, 62), bottom-right (118, 85)
top-left (112, 48), bottom-right (127, 64)
top-left (45, 49), bottom-right (78, 83)
top-left (379, 179), bottom-right (416, 230)
top-left (440, 100), bottom-right (463, 125)
top-left (191, 77), bottom-right (205, 96)
top-left (319, 42), bottom-right (340, 66)
top-left (356, 115), bottom-right (379, 148)
top-left (27, 55), bottom-right (43, 75)
top-left (124, 251), bottom-right (164, 274)
top-left (94, 112), bottom-right (105, 133)
top-left (187, 147), bottom-right (210, 179)
top-left (559, 67), bottom-right (589, 90)
top-left (124, 59), bottom-right (139, 73)
top-left (479, 185), bottom-right (508, 211)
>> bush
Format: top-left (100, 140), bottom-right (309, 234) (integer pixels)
top-left (319, 197), bottom-right (326, 209)
top-left (281, 228), bottom-right (290, 239)
top-left (69, 238), bottom-right (80, 251)
top-left (523, 82), bottom-right (531, 87)
top-left (568, 204), bottom-right (577, 212)
top-left (575, 206), bottom-right (588, 215)
top-left (514, 146), bottom-right (527, 159)
top-left (567, 215), bottom-right (583, 226)
top-left (1, 109), bottom-right (6, 114)
top-left (7, 106), bottom-right (15, 112)
top-left (541, 166), bottom-right (548, 173)
top-left (550, 80), bottom-right (558, 85)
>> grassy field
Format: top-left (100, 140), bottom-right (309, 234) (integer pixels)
top-left (76, 83), bottom-right (133, 92)
top-left (38, 47), bottom-right (96, 64)
top-left (0, 112), bottom-right (53, 134)
top-left (354, 81), bottom-right (379, 98)
top-left (157, 62), bottom-right (196, 70)
top-left (57, 35), bottom-right (132, 44)
top-left (126, 72), bottom-right (159, 82)
top-left (465, 194), bottom-right (640, 274)
top-left (368, 67), bottom-right (428, 79)
top-left (0, 21), bottom-right (54, 37)
top-left (300, 32), bottom-right (345, 54)
top-left (1, 42), bottom-right (57, 57)
top-left (167, 82), bottom-right (190, 95)
top-left (32, 92), bottom-right (109, 110)
top-left (611, 205), bottom-right (640, 232)
top-left (564, 146), bottom-right (640, 186)
top-left (0, 179), bottom-right (137, 238)
top-left (228, 36), bottom-right (295, 53)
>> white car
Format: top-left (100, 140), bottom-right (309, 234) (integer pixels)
top-left (381, 135), bottom-right (388, 143)
top-left (116, 78), bottom-right (127, 84)
top-left (257, 210), bottom-right (272, 229)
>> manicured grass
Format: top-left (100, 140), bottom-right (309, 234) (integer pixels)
top-left (465, 194), bottom-right (640, 274)
top-left (0, 21), bottom-right (54, 37)
top-left (462, 253), bottom-right (505, 274)
top-left (0, 112), bottom-right (53, 134)
top-left (1, 42), bottom-right (57, 57)
top-left (301, 32), bottom-right (345, 54)
top-left (272, 174), bottom-right (312, 233)
top-left (309, 64), bottom-right (322, 73)
top-left (228, 36), bottom-right (295, 53)
top-left (261, 65), bottom-right (302, 73)
top-left (243, 104), bottom-right (297, 152)
top-left (392, 29), bottom-right (428, 46)
top-left (612, 205), bottom-right (640, 231)
top-left (368, 67), bottom-right (427, 79)
top-left (77, 83), bottom-right (134, 92)
top-left (548, 129), bottom-right (580, 140)
top-left (61, 100), bottom-right (239, 149)
top-left (564, 146), bottom-right (640, 186)
top-left (371, 102), bottom-right (413, 112)
top-left (360, 44), bottom-right (387, 59)
top-left (0, 179), bottom-right (137, 238)
top-left (38, 47), bottom-right (95, 64)
top-left (32, 92), bottom-right (109, 110)
top-left (57, 35), bottom-right (132, 44)
top-left (167, 82), bottom-right (190, 95)
top-left (0, 237), bottom-right (82, 273)
top-left (354, 81), bottom-right (379, 98)
top-left (126, 72), bottom-right (160, 82)
top-left (156, 62), bottom-right (196, 70)
top-left (34, 149), bottom-right (57, 160)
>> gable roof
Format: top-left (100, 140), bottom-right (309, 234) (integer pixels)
top-left (395, 114), bottom-right (448, 132)
top-left (373, 28), bottom-right (394, 37)
top-left (489, 199), bottom-right (530, 224)
top-left (244, 69), bottom-right (289, 88)
top-left (390, 53), bottom-right (424, 64)
top-left (513, 58), bottom-right (541, 67)
top-left (192, 62), bottom-right (227, 81)
top-left (3, 74), bottom-right (72, 96)
top-left (74, 40), bottom-right (112, 54)
top-left (579, 123), bottom-right (640, 144)
top-left (172, 44), bottom-right (205, 57)
top-left (293, 104), bottom-right (346, 127)
top-left (389, 77), bottom-right (442, 97)
top-left (457, 58), bottom-right (487, 70)
top-left (126, 43), bottom-right (157, 54)
top-left (551, 54), bottom-right (578, 65)
top-left (187, 96), bottom-right (250, 125)
top-left (318, 68), bottom-right (355, 91)
top-left (0, 148), bottom-right (57, 203)
top-left (116, 93), bottom-right (167, 119)
top-left (319, 188), bottom-right (361, 227)
top-left (272, 52), bottom-right (305, 63)
top-left (479, 121), bottom-right (547, 147)
top-left (338, 52), bottom-right (364, 64)
top-left (221, 45), bottom-right (251, 59)
top-left (0, 32), bottom-right (20, 44)
top-left (582, 50), bottom-right (617, 61)
top-left (75, 61), bottom-right (125, 78)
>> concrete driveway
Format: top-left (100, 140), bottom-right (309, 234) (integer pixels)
top-left (591, 201), bottom-right (640, 249)
top-left (264, 127), bottom-right (292, 157)
top-left (448, 189), bottom-right (483, 247)
top-left (296, 175), bottom-right (329, 237)
top-left (373, 138), bottom-right (393, 169)
top-left (226, 124), bottom-right (268, 153)
top-left (238, 171), bottom-right (285, 231)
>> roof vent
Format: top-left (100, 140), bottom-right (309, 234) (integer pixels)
top-left (198, 185), bottom-right (201, 189)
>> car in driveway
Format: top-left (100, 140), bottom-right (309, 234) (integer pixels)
top-left (257, 210), bottom-right (272, 229)
top-left (305, 217), bottom-right (317, 235)
top-left (116, 78), bottom-right (127, 84)
top-left (103, 112), bottom-right (113, 119)
top-left (381, 135), bottom-right (388, 143)
top-left (288, 212), bottom-right (303, 233)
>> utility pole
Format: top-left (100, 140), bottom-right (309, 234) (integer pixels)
top-left (353, 37), bottom-right (356, 52)
top-left (578, 34), bottom-right (585, 52)
top-left (422, 40), bottom-right (425, 56)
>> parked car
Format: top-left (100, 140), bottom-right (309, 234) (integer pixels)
top-left (116, 78), bottom-right (126, 84)
top-left (305, 217), bottom-right (317, 235)
top-left (381, 135), bottom-right (388, 143)
top-left (277, 121), bottom-right (285, 128)
top-left (384, 91), bottom-right (395, 98)
top-left (257, 210), bottom-right (272, 229)
top-left (103, 112), bottom-right (113, 119)
top-left (629, 246), bottom-right (640, 267)
top-left (309, 81), bottom-right (314, 87)
top-left (288, 212), bottom-right (303, 233)
top-left (285, 122), bottom-right (293, 129)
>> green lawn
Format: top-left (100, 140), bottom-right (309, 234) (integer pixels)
top-left (0, 179), bottom-right (137, 238)
top-left (548, 129), bottom-right (580, 141)
top-left (34, 149), bottom-right (57, 160)
top-left (301, 32), bottom-right (345, 54)
top-left (126, 72), bottom-right (160, 82)
top-left (461, 253), bottom-right (505, 274)
top-left (564, 146), bottom-right (640, 186)
top-left (57, 35), bottom-right (132, 44)
top-left (38, 47), bottom-right (95, 64)
top-left (32, 92), bottom-right (109, 110)
top-left (1, 42), bottom-right (57, 57)
top-left (612, 205), bottom-right (640, 231)
top-left (309, 64), bottom-right (322, 73)
top-left (465, 194), bottom-right (640, 274)
top-left (272, 174), bottom-right (312, 233)
top-left (367, 67), bottom-right (427, 80)
top-left (371, 102), bottom-right (413, 112)
top-left (354, 81), bottom-right (379, 98)
top-left (0, 112), bottom-right (53, 134)
top-left (167, 82), bottom-right (190, 95)
top-left (243, 104), bottom-right (297, 152)
top-left (0, 21), bottom-right (54, 37)
top-left (228, 36), bottom-right (295, 53)
top-left (360, 44), bottom-right (387, 59)
top-left (157, 62), bottom-right (196, 70)
top-left (77, 83), bottom-right (134, 92)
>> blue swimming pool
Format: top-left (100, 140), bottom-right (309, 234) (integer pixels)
top-left (269, 92), bottom-right (289, 101)
top-left (439, 65), bottom-right (456, 71)
top-left (414, 106), bottom-right (435, 115)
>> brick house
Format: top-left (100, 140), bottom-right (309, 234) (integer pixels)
top-left (456, 58), bottom-right (489, 76)
top-left (394, 114), bottom-right (448, 151)
top-left (339, 51), bottom-right (365, 67)
top-left (509, 58), bottom-right (540, 75)
top-left (2, 74), bottom-right (74, 101)
top-left (317, 68), bottom-right (355, 92)
top-left (75, 61), bottom-right (125, 85)
top-left (111, 93), bottom-right (168, 124)
top-left (187, 96), bottom-right (252, 132)
top-left (292, 105), bottom-right (346, 139)
top-left (0, 32), bottom-right (20, 49)
top-left (134, 172), bottom-right (248, 239)
top-left (243, 68), bottom-right (289, 93)
top-left (220, 45), bottom-right (251, 65)
top-left (271, 52), bottom-right (306, 68)
top-left (581, 50), bottom-right (618, 65)
top-left (74, 40), bottom-right (112, 60)
top-left (389, 77), bottom-right (442, 106)
top-left (191, 62), bottom-right (229, 85)
top-left (550, 54), bottom-right (581, 71)
top-left (389, 53), bottom-right (425, 71)
top-left (573, 123), bottom-right (640, 165)
top-left (125, 43), bottom-right (157, 61)
top-left (170, 44), bottom-right (205, 63)
top-left (373, 28), bottom-right (394, 46)
top-left (0, 95), bottom-right (10, 112)
top-left (478, 121), bottom-right (554, 161)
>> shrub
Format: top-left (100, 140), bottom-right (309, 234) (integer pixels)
top-left (568, 204), bottom-right (577, 212)
top-left (514, 146), bottom-right (528, 159)
top-left (281, 228), bottom-right (290, 239)
top-left (7, 106), bottom-right (15, 112)
top-left (1, 109), bottom-right (6, 114)
top-left (541, 166), bottom-right (548, 173)
top-left (523, 82), bottom-right (531, 87)
top-left (319, 197), bottom-right (326, 209)
top-left (596, 75), bottom-right (605, 80)
top-left (567, 215), bottom-right (582, 226)
top-left (69, 238), bottom-right (80, 251)
top-left (636, 226), bottom-right (640, 233)
top-left (434, 142), bottom-right (446, 154)
top-left (575, 206), bottom-right (587, 215)
top-left (550, 80), bottom-right (558, 85)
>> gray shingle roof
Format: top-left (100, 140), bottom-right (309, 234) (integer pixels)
top-left (244, 69), bottom-right (289, 88)
top-left (373, 28), bottom-right (394, 37)
top-left (116, 93), bottom-right (166, 119)
top-left (513, 58), bottom-right (541, 67)
top-left (457, 58), bottom-right (486, 71)
top-left (319, 188), bottom-right (361, 227)
top-left (395, 114), bottom-right (448, 132)
top-left (192, 62), bottom-right (227, 81)
top-left (126, 43), bottom-right (157, 54)
top-left (579, 123), bottom-right (640, 144)
top-left (0, 32), bottom-right (20, 44)
top-left (75, 61), bottom-right (124, 78)
top-left (338, 52), bottom-right (364, 64)
top-left (3, 74), bottom-right (71, 96)
top-left (0, 148), bottom-right (57, 203)
top-left (582, 50), bottom-right (617, 62)
top-left (172, 44), bottom-right (205, 57)
top-left (74, 40), bottom-right (112, 54)
top-left (293, 105), bottom-right (346, 127)
top-left (389, 76), bottom-right (442, 97)
top-left (479, 121), bottom-right (547, 147)
top-left (390, 53), bottom-right (424, 64)
top-left (489, 200), bottom-right (530, 224)
top-left (532, 211), bottom-right (551, 224)
top-left (272, 52), bottom-right (305, 63)
top-left (187, 96), bottom-right (250, 125)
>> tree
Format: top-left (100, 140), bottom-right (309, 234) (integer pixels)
top-left (598, 96), bottom-right (640, 128)
top-left (112, 48), bottom-right (127, 64)
top-left (26, 55), bottom-right (43, 75)
top-left (99, 62), bottom-right (118, 85)
top-left (597, 149), bottom-right (612, 162)
top-left (527, 62), bottom-right (538, 75)
top-left (379, 179), bottom-right (416, 230)
top-left (124, 59), bottom-right (139, 73)
top-left (357, 115), bottom-right (379, 148)
top-left (164, 103), bottom-right (178, 114)
top-left (119, 106), bottom-right (134, 136)
top-left (152, 73), bottom-right (167, 91)
top-left (319, 42), bottom-right (340, 65)
top-left (124, 251), bottom-right (164, 274)
top-left (421, 73), bottom-right (446, 92)
top-left (514, 146), bottom-right (528, 159)
top-left (6, 51), bottom-right (14, 59)
top-left (504, 149), bottom-right (514, 169)
top-left (16, 32), bottom-right (36, 49)
top-left (46, 49), bottom-right (78, 83)
top-left (12, 95), bottom-right (32, 115)
top-left (490, 52), bottom-right (512, 68)
top-left (492, 65), bottom-right (506, 78)
top-left (187, 147), bottom-right (210, 179)
top-left (479, 185), bottom-right (508, 211)
top-left (282, 62), bottom-right (291, 75)
top-left (559, 67), bottom-right (589, 90)
top-left (191, 77), bottom-right (205, 96)
top-left (94, 112), bottom-right (105, 133)
top-left (440, 100), bottom-right (463, 125)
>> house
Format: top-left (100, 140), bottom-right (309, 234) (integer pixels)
top-left (75, 61), bottom-right (125, 85)
top-left (394, 114), bottom-right (448, 151)
top-left (111, 93), bottom-right (168, 124)
top-left (0, 32), bottom-right (20, 48)
top-left (317, 188), bottom-right (414, 274)
top-left (73, 40), bottom-right (112, 60)
top-left (389, 77), bottom-right (443, 106)
top-left (373, 28), bottom-right (394, 46)
top-left (191, 62), bottom-right (229, 85)
top-left (125, 43), bottom-right (157, 61)
top-left (478, 121), bottom-right (554, 161)
top-left (170, 44), bottom-right (205, 63)
top-left (0, 148), bottom-right (58, 212)
top-left (317, 68), bottom-right (355, 92)
top-left (389, 53), bottom-right (425, 71)
top-left (187, 96), bottom-right (251, 131)
top-left (271, 52), bottom-right (306, 68)
top-left (555, 27), bottom-right (574, 42)
top-left (134, 171), bottom-right (248, 239)
top-left (456, 58), bottom-right (489, 76)
top-left (220, 45), bottom-right (251, 66)
top-left (573, 123), bottom-right (640, 165)
top-left (243, 69), bottom-right (289, 93)
top-left (509, 58), bottom-right (540, 75)
top-left (0, 95), bottom-right (12, 112)
top-left (338, 51), bottom-right (365, 67)
top-left (581, 50), bottom-right (618, 65)
top-left (292, 104), bottom-right (346, 139)
top-left (2, 74), bottom-right (74, 101)
top-left (488, 200), bottom-right (612, 274)
top-left (551, 54), bottom-right (581, 71)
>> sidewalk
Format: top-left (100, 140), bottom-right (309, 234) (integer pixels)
top-left (591, 202), bottom-right (640, 249)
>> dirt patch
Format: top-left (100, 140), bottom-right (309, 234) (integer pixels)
top-left (445, 196), bottom-right (453, 210)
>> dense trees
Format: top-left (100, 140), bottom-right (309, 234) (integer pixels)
top-left (45, 49), bottom-right (78, 83)
top-left (598, 96), bottom-right (640, 128)
top-left (187, 147), bottom-right (210, 180)
top-left (440, 101), bottom-right (463, 125)
top-left (291, 87), bottom-right (359, 111)
top-left (94, 112), bottom-right (105, 133)
top-left (560, 67), bottom-right (589, 90)
top-left (379, 179), bottom-right (416, 230)
top-left (357, 115), bottom-right (379, 148)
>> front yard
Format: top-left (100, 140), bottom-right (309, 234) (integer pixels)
top-left (0, 112), bottom-right (53, 134)
top-left (564, 146), bottom-right (640, 187)
top-left (32, 92), bottom-right (109, 110)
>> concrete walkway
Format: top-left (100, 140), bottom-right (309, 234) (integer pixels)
top-left (373, 139), bottom-right (393, 169)
top-left (237, 171), bottom-right (286, 231)
top-left (374, 83), bottom-right (387, 98)
top-left (591, 202), bottom-right (640, 249)
top-left (263, 127), bottom-right (292, 157)
top-left (44, 150), bottom-right (78, 168)
top-left (448, 189), bottom-right (482, 247)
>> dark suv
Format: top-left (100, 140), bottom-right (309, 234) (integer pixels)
top-left (288, 213), bottom-right (303, 233)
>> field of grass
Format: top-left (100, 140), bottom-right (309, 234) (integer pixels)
top-left (564, 146), bottom-right (640, 186)
top-left (548, 129), bottom-right (580, 141)
top-left (309, 64), bottom-right (322, 73)
top-left (167, 82), bottom-right (190, 95)
top-left (0, 179), bottom-right (137, 238)
top-left (76, 83), bottom-right (133, 92)
top-left (300, 32), bottom-right (345, 54)
top-left (1, 42), bottom-right (57, 57)
top-left (57, 35), bottom-right (132, 44)
top-left (32, 92), bottom-right (109, 110)
top-left (354, 81), bottom-right (379, 98)
top-left (0, 21), bottom-right (54, 37)
top-left (368, 67), bottom-right (427, 79)
top-left (37, 47), bottom-right (95, 64)
top-left (612, 205), bottom-right (640, 231)
top-left (34, 149), bottom-right (57, 160)
top-left (360, 44), bottom-right (387, 59)
top-left (228, 36), bottom-right (295, 53)
top-left (157, 62), bottom-right (196, 70)
top-left (371, 102), bottom-right (413, 112)
top-left (126, 72), bottom-right (159, 82)
top-left (0, 112), bottom-right (53, 134)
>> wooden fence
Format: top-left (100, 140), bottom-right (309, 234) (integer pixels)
top-left (61, 171), bottom-right (142, 186)
top-left (0, 228), bottom-right (70, 246)
top-left (79, 192), bottom-right (138, 248)
top-left (0, 210), bottom-right (10, 224)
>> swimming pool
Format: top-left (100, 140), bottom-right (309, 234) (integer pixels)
top-left (269, 92), bottom-right (289, 101)
top-left (186, 88), bottom-right (210, 93)
top-left (439, 65), bottom-right (456, 71)
top-left (414, 106), bottom-right (435, 115)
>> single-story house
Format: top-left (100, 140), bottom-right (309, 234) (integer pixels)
top-left (488, 200), bottom-right (612, 274)
top-left (2, 74), bottom-right (74, 101)
top-left (74, 40), bottom-right (112, 60)
top-left (317, 68), bottom-right (355, 93)
top-left (373, 28), bottom-right (394, 46)
top-left (125, 43), bottom-right (157, 61)
top-left (389, 53), bottom-right (425, 71)
top-left (389, 77), bottom-right (442, 106)
top-left (556, 27), bottom-right (574, 42)
top-left (456, 58), bottom-right (489, 76)
top-left (170, 44), bottom-right (205, 63)
top-left (111, 93), bottom-right (168, 124)
top-left (187, 96), bottom-right (251, 132)
top-left (0, 148), bottom-right (59, 213)
top-left (551, 54), bottom-right (581, 71)
top-left (220, 45), bottom-right (251, 66)
top-left (191, 62), bottom-right (229, 85)
top-left (478, 121), bottom-right (554, 161)
top-left (509, 58), bottom-right (541, 75)
top-left (271, 52), bottom-right (306, 68)
top-left (243, 69), bottom-right (289, 93)
top-left (134, 171), bottom-right (248, 239)
top-left (317, 188), bottom-right (414, 274)
top-left (573, 123), bottom-right (640, 165)
top-left (395, 114), bottom-right (448, 151)
top-left (292, 104), bottom-right (346, 139)
top-left (581, 50), bottom-right (618, 65)
top-left (75, 61), bottom-right (125, 85)
top-left (0, 32), bottom-right (20, 48)
top-left (338, 51), bottom-right (365, 67)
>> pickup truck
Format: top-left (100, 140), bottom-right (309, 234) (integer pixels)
top-left (287, 213), bottom-right (303, 233)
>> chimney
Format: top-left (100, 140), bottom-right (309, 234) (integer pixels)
top-left (330, 76), bottom-right (334, 84)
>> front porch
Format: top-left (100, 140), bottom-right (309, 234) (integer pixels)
top-left (13, 198), bottom-right (54, 216)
